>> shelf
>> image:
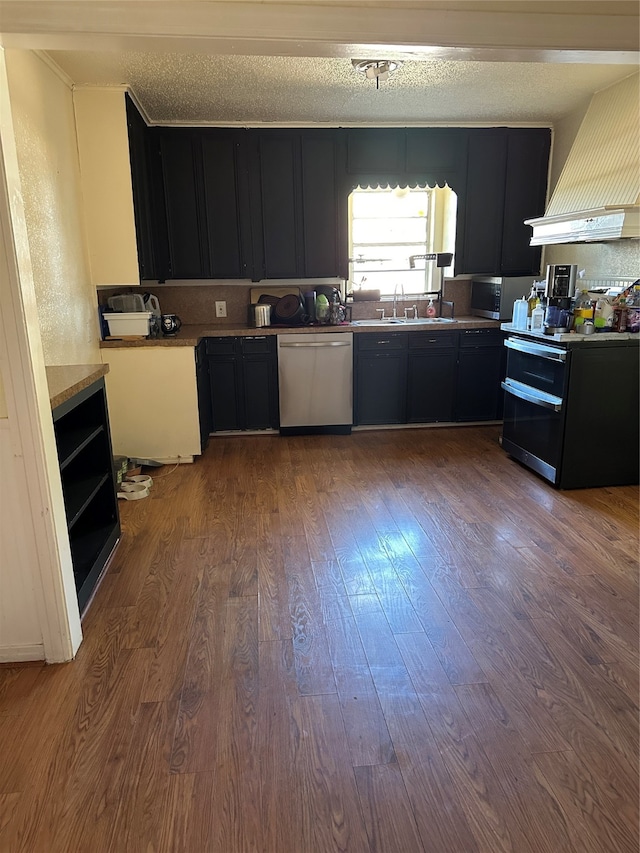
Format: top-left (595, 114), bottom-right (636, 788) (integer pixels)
top-left (72, 521), bottom-right (120, 613)
top-left (63, 472), bottom-right (110, 529)
top-left (56, 425), bottom-right (105, 470)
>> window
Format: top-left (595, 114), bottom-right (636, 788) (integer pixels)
top-left (349, 184), bottom-right (457, 297)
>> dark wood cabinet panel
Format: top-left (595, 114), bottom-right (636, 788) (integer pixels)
top-left (301, 134), bottom-right (341, 278)
top-left (501, 129), bottom-right (551, 275)
top-left (460, 129), bottom-right (508, 275)
top-left (407, 332), bottom-right (457, 423)
top-left (455, 329), bottom-right (505, 421)
top-left (259, 133), bottom-right (302, 278)
top-left (405, 128), bottom-right (467, 188)
top-left (195, 340), bottom-right (213, 449)
top-left (206, 336), bottom-right (278, 431)
top-left (201, 132), bottom-right (245, 278)
top-left (458, 128), bottom-right (550, 276)
top-left (355, 334), bottom-right (407, 425)
top-left (125, 95), bottom-right (169, 281)
top-left (347, 129), bottom-right (406, 176)
top-left (160, 130), bottom-right (208, 279)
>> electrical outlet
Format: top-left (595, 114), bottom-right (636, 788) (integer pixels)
top-left (215, 301), bottom-right (227, 318)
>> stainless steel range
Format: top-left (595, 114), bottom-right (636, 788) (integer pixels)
top-left (500, 325), bottom-right (639, 488)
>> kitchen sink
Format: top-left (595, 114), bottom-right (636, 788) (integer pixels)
top-left (352, 317), bottom-right (457, 326)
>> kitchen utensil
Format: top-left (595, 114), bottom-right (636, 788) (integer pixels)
top-left (273, 294), bottom-right (304, 325)
top-left (161, 313), bottom-right (182, 335)
top-left (254, 304), bottom-right (271, 327)
top-left (108, 293), bottom-right (145, 312)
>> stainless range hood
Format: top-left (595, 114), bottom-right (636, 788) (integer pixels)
top-left (526, 73), bottom-right (640, 246)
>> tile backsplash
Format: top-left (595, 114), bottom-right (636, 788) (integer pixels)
top-left (98, 278), bottom-right (472, 324)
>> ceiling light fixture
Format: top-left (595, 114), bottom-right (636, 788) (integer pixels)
top-left (352, 59), bottom-right (402, 89)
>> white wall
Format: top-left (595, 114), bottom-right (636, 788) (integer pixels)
top-left (5, 50), bottom-right (100, 366)
top-left (0, 48), bottom-right (87, 662)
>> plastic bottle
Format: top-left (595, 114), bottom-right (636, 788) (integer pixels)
top-left (315, 293), bottom-right (330, 323)
top-left (527, 286), bottom-right (538, 329)
top-left (426, 299), bottom-right (436, 318)
top-left (531, 302), bottom-right (544, 331)
top-left (512, 297), bottom-right (528, 330)
top-left (573, 289), bottom-right (593, 330)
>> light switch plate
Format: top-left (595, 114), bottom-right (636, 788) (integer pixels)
top-left (215, 301), bottom-right (227, 318)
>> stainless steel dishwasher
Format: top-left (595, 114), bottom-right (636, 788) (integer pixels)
top-left (277, 332), bottom-right (353, 434)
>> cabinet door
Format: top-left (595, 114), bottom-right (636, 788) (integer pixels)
top-left (347, 129), bottom-right (406, 177)
top-left (405, 128), bottom-right (467, 187)
top-left (501, 129), bottom-right (550, 275)
top-left (201, 131), bottom-right (251, 279)
top-left (459, 129), bottom-right (507, 275)
top-left (407, 350), bottom-right (457, 423)
top-left (455, 347), bottom-right (504, 421)
top-left (125, 94), bottom-right (156, 280)
top-left (243, 355), bottom-right (279, 429)
top-left (209, 357), bottom-right (241, 431)
top-left (259, 132), bottom-right (303, 278)
top-left (355, 352), bottom-right (407, 424)
top-left (301, 133), bottom-right (341, 278)
top-left (160, 130), bottom-right (209, 278)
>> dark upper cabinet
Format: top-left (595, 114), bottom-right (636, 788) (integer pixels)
top-left (125, 94), bottom-right (169, 281)
top-left (258, 132), bottom-right (303, 279)
top-left (160, 129), bottom-right (252, 279)
top-left (405, 128), bottom-right (467, 189)
top-left (347, 129), bottom-right (406, 177)
top-left (255, 130), bottom-right (344, 280)
top-left (458, 129), bottom-right (508, 276)
top-left (128, 124), bottom-right (549, 282)
top-left (458, 127), bottom-right (550, 276)
top-left (501, 129), bottom-right (551, 275)
top-left (160, 130), bottom-right (209, 279)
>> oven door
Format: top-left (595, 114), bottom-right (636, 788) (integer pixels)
top-left (504, 336), bottom-right (567, 397)
top-left (501, 378), bottom-right (565, 483)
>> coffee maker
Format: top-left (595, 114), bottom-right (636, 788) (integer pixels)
top-left (544, 264), bottom-right (577, 334)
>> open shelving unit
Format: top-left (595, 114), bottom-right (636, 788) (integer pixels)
top-left (52, 378), bottom-right (120, 613)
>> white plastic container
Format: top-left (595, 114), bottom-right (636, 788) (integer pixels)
top-left (103, 311), bottom-right (152, 337)
top-left (512, 297), bottom-right (529, 330)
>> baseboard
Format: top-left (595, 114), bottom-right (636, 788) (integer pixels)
top-left (0, 643), bottom-right (45, 664)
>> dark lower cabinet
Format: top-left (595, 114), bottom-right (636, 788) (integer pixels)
top-left (355, 328), bottom-right (505, 428)
top-left (195, 340), bottom-right (213, 449)
top-left (407, 332), bottom-right (457, 423)
top-left (455, 329), bottom-right (506, 421)
top-left (206, 336), bottom-right (278, 431)
top-left (354, 334), bottom-right (407, 425)
top-left (52, 378), bottom-right (120, 614)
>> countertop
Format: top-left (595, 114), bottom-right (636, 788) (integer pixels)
top-left (99, 316), bottom-right (500, 348)
top-left (501, 323), bottom-right (639, 345)
top-left (46, 363), bottom-right (109, 410)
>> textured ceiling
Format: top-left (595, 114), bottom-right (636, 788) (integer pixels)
top-left (47, 51), bottom-right (637, 125)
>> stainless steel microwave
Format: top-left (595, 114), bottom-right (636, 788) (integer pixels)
top-left (471, 276), bottom-right (537, 320)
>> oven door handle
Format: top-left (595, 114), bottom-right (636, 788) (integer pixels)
top-left (501, 379), bottom-right (563, 412)
top-left (505, 337), bottom-right (567, 363)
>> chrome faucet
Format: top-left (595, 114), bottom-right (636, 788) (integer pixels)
top-left (393, 283), bottom-right (404, 319)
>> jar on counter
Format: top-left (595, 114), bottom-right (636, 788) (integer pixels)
top-left (626, 285), bottom-right (640, 333)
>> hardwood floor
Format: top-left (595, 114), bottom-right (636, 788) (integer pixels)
top-left (1, 425), bottom-right (638, 852)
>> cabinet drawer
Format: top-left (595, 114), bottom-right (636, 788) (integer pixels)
top-left (356, 333), bottom-right (407, 352)
top-left (458, 329), bottom-right (504, 348)
top-left (241, 336), bottom-right (274, 355)
top-left (205, 336), bottom-right (238, 356)
top-left (408, 331), bottom-right (457, 350)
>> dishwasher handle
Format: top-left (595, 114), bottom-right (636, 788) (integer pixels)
top-left (279, 341), bottom-right (352, 348)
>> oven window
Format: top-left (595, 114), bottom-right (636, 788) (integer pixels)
top-left (506, 347), bottom-right (566, 398)
top-left (502, 392), bottom-right (564, 474)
